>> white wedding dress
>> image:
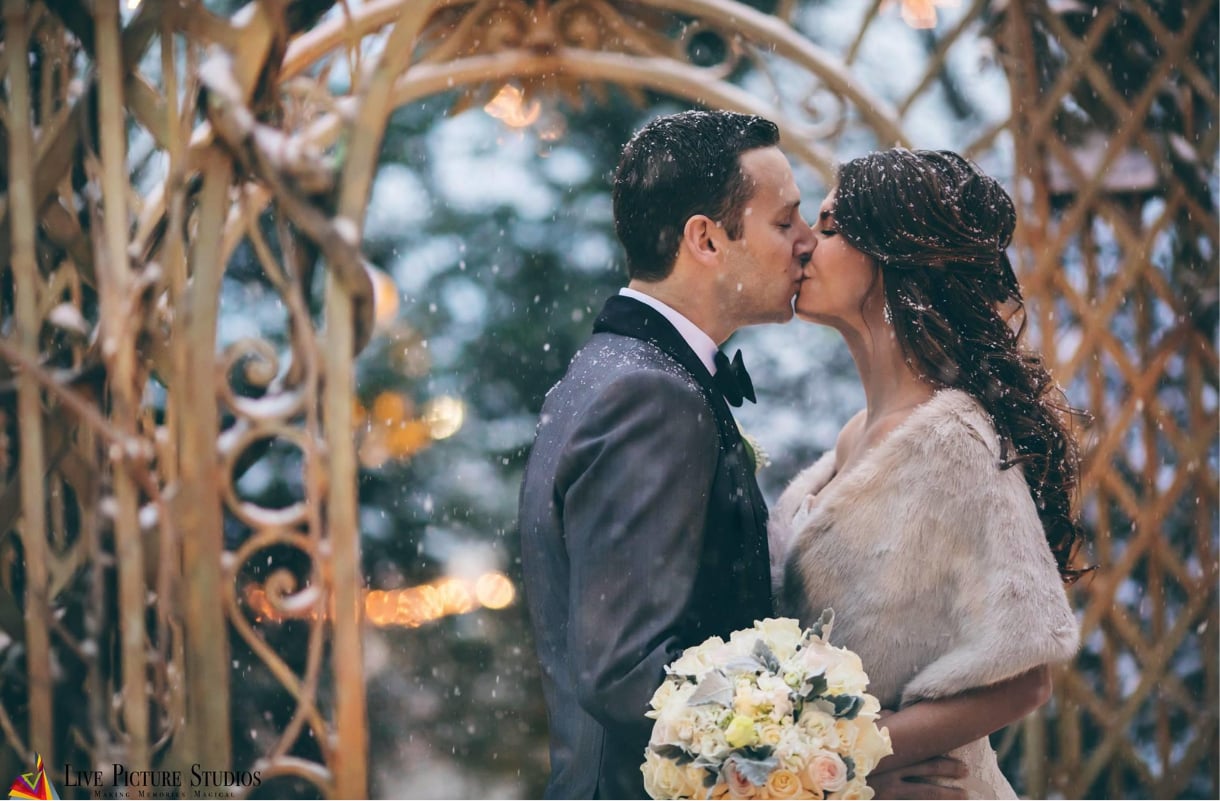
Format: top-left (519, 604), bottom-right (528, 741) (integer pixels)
top-left (768, 390), bottom-right (1080, 800)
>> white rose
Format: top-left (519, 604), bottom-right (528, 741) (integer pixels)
top-left (642, 751), bottom-right (707, 799)
top-left (755, 618), bottom-right (804, 659)
top-left (799, 709), bottom-right (839, 749)
top-left (649, 678), bottom-right (681, 712)
top-left (726, 629), bottom-right (765, 663)
top-left (833, 778), bottom-right (874, 800)
top-left (659, 697), bottom-right (707, 744)
top-left (824, 652), bottom-right (868, 696)
top-left (795, 638), bottom-right (839, 673)
top-left (794, 640), bottom-right (868, 694)
top-left (849, 720), bottom-right (893, 776)
top-left (650, 715), bottom-right (677, 747)
top-left (670, 638), bottom-right (726, 679)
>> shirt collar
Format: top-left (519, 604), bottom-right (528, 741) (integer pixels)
top-left (619, 287), bottom-right (719, 376)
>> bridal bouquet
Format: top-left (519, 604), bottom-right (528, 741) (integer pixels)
top-left (642, 614), bottom-right (891, 799)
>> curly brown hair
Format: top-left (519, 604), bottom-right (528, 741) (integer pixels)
top-left (834, 148), bottom-right (1089, 583)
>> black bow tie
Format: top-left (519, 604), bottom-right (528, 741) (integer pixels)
top-left (713, 349), bottom-right (756, 407)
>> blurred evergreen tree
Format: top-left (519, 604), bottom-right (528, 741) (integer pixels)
top-left (355, 92), bottom-right (663, 797)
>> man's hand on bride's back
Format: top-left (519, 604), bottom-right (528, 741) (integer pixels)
top-left (868, 756), bottom-right (969, 800)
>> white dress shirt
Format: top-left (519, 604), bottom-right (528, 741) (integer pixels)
top-left (618, 287), bottom-right (720, 377)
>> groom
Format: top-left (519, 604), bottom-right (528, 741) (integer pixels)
top-left (518, 110), bottom-right (811, 798)
top-left (519, 111), bottom-right (964, 800)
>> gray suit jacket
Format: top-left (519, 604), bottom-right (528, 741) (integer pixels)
top-left (519, 296), bottom-right (773, 799)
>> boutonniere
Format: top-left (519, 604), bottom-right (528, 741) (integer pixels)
top-left (736, 421), bottom-right (771, 474)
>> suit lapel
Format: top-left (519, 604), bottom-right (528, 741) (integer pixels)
top-left (593, 293), bottom-right (772, 605)
top-left (592, 295), bottom-right (742, 448)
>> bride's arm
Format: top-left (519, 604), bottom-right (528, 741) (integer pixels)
top-left (872, 665), bottom-right (1053, 773)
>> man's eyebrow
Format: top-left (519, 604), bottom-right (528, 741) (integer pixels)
top-left (819, 208), bottom-right (834, 222)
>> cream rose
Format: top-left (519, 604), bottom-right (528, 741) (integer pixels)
top-left (801, 752), bottom-right (848, 794)
top-left (644, 752), bottom-right (707, 799)
top-left (763, 768), bottom-right (803, 800)
top-left (832, 719), bottom-right (860, 754)
top-left (652, 709), bottom-right (698, 748)
top-left (643, 751), bottom-right (690, 799)
top-left (758, 723), bottom-right (784, 747)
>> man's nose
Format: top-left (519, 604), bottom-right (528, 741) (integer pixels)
top-left (795, 216), bottom-right (816, 257)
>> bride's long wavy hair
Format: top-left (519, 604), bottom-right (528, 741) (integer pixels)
top-left (834, 148), bottom-right (1088, 583)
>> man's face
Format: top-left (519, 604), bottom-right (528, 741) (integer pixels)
top-left (715, 147), bottom-right (815, 327)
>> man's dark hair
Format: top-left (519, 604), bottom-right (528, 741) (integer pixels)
top-left (612, 110), bottom-right (781, 281)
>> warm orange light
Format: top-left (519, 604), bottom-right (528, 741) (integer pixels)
top-left (386, 419), bottom-right (432, 458)
top-left (484, 84), bottom-right (542, 128)
top-left (367, 265), bottom-right (401, 328)
top-left (893, 0), bottom-right (959, 28)
top-left (435, 578), bottom-right (478, 616)
top-left (371, 392), bottom-right (410, 425)
top-left (475, 573), bottom-right (516, 610)
top-left (244, 572), bottom-right (517, 628)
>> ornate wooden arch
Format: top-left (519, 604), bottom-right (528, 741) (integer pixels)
top-left (0, 1), bottom-right (1214, 799)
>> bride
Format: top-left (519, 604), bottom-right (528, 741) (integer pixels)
top-left (769, 148), bottom-right (1086, 799)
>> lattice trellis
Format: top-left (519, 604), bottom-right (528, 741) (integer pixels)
top-left (1003, 1), bottom-right (1219, 796)
top-left (0, 1), bottom-right (1214, 799)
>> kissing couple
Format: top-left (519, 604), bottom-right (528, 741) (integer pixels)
top-left (519, 110), bottom-right (1084, 800)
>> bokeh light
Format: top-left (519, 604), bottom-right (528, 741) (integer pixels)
top-left (245, 571), bottom-right (516, 628)
top-left (422, 396), bottom-right (465, 440)
top-left (484, 84), bottom-right (542, 128)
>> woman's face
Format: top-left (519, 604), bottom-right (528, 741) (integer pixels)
top-left (794, 189), bottom-right (886, 328)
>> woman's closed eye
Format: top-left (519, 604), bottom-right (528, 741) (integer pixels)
top-left (818, 208), bottom-right (837, 237)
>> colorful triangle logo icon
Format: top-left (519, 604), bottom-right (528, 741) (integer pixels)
top-left (8, 754), bottom-right (59, 800)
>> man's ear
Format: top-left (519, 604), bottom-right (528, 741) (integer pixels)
top-left (682, 214), bottom-right (721, 267)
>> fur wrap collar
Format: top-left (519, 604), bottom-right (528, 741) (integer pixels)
top-left (769, 389), bottom-right (1080, 708)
